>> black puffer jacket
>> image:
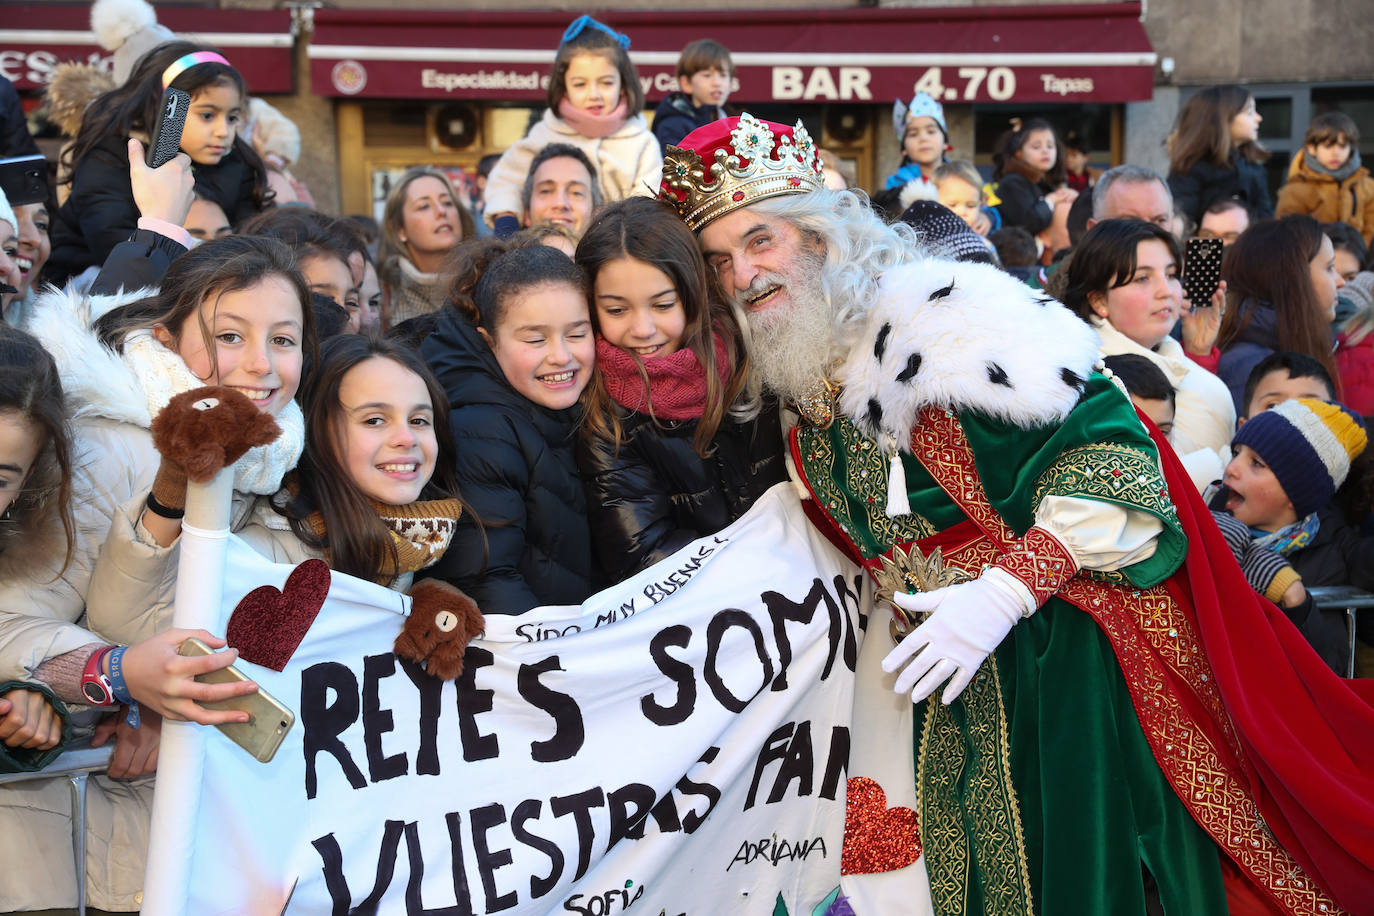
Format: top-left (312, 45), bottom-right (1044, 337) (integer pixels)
top-left (47, 133), bottom-right (263, 286)
top-left (420, 307), bottom-right (595, 614)
top-left (1168, 152), bottom-right (1274, 225)
top-left (1285, 504), bottom-right (1374, 674)
top-left (577, 398), bottom-right (787, 582)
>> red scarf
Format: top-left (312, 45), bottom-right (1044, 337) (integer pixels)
top-left (596, 333), bottom-right (731, 421)
top-left (557, 97), bottom-right (630, 139)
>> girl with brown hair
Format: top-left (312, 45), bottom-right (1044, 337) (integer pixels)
top-left (1217, 214), bottom-right (1346, 411)
top-left (1167, 85), bottom-right (1274, 224)
top-left (575, 196), bottom-right (785, 582)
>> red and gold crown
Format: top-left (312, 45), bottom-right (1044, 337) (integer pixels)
top-left (659, 113), bottom-right (825, 231)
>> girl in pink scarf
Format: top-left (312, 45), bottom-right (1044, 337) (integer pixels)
top-left (575, 197), bottom-right (787, 583)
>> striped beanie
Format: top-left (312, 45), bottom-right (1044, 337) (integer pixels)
top-left (1232, 398), bottom-right (1368, 517)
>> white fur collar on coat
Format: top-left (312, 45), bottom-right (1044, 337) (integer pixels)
top-left (835, 259), bottom-right (1102, 448)
top-left (26, 283), bottom-right (304, 495)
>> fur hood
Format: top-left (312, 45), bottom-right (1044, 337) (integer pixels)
top-left (43, 63), bottom-right (114, 137)
top-left (836, 258), bottom-right (1101, 446)
top-left (26, 283), bottom-right (157, 428)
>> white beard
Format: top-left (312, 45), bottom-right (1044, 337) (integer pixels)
top-left (739, 253), bottom-right (836, 404)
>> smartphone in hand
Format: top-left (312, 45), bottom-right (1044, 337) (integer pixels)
top-left (1182, 236), bottom-right (1224, 306)
top-left (0, 154), bottom-right (49, 206)
top-left (177, 637), bottom-right (294, 763)
top-left (146, 88), bottom-right (192, 169)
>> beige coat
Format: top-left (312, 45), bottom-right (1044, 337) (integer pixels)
top-left (481, 109), bottom-right (662, 225)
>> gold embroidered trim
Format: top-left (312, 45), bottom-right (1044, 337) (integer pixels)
top-left (917, 660), bottom-right (1034, 916)
top-left (795, 417), bottom-right (936, 559)
top-left (913, 405), bottom-right (1349, 916)
top-left (1032, 442), bottom-right (1177, 521)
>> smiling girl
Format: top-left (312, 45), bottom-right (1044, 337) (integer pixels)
top-left (421, 242), bottom-right (598, 612)
top-left (575, 197), bottom-right (785, 581)
top-left (46, 40), bottom-right (271, 286)
top-left (482, 16), bottom-right (660, 237)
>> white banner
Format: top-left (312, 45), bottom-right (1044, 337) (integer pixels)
top-left (148, 485), bottom-right (883, 916)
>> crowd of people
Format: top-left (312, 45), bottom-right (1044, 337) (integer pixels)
top-left (0, 5), bottom-right (1372, 915)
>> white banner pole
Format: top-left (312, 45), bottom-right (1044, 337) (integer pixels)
top-left (140, 469), bottom-right (235, 916)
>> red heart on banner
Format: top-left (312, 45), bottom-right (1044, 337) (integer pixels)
top-left (225, 559), bottom-right (331, 671)
top-left (840, 776), bottom-right (922, 875)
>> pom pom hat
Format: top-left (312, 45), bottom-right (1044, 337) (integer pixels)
top-left (659, 113), bottom-right (824, 232)
top-left (1232, 398), bottom-right (1368, 518)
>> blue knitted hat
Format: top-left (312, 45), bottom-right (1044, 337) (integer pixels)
top-left (1232, 398), bottom-right (1368, 517)
top-left (893, 92), bottom-right (947, 141)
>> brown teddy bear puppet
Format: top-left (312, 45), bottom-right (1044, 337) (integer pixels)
top-left (395, 579), bottom-right (485, 680)
top-left (149, 386), bottom-right (282, 514)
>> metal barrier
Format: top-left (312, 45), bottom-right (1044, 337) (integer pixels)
top-left (1308, 586), bottom-right (1374, 678)
top-left (0, 743), bottom-right (114, 916)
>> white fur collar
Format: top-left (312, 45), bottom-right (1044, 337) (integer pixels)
top-left (836, 259), bottom-right (1102, 448)
top-left (27, 283), bottom-right (304, 495)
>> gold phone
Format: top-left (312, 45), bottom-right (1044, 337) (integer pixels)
top-left (177, 637), bottom-right (295, 763)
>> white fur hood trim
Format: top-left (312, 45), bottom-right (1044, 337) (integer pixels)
top-left (898, 177), bottom-right (939, 212)
top-left (836, 259), bottom-right (1102, 446)
top-left (26, 283), bottom-right (158, 429)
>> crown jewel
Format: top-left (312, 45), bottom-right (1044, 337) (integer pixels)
top-left (660, 113), bottom-right (825, 231)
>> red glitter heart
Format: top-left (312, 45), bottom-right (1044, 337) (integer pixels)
top-left (840, 776), bottom-right (921, 875)
top-left (225, 559), bottom-right (331, 671)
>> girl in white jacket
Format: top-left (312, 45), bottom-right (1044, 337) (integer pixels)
top-left (483, 16), bottom-right (661, 236)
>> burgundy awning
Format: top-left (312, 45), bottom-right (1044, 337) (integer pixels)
top-left (309, 3), bottom-right (1155, 105)
top-left (0, 5), bottom-right (294, 94)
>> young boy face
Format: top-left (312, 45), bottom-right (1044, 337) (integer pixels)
top-left (1308, 137), bottom-right (1353, 172)
top-left (680, 67), bottom-right (730, 109)
top-left (1223, 445), bottom-right (1297, 532)
top-left (936, 176), bottom-right (983, 230)
top-left (1242, 369), bottom-right (1334, 422)
top-left (1129, 394), bottom-right (1175, 438)
top-left (1333, 248), bottom-right (1362, 284)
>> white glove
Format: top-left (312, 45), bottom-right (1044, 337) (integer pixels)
top-left (880, 567), bottom-right (1034, 705)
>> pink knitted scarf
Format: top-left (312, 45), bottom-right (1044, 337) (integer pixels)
top-left (557, 97), bottom-right (630, 139)
top-left (597, 333), bottom-right (731, 421)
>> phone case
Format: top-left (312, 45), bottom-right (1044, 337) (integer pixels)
top-left (178, 637), bottom-right (295, 763)
top-left (146, 88), bottom-right (191, 169)
top-left (1182, 237), bottom-right (1224, 305)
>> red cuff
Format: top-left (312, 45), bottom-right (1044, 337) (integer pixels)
top-left (992, 526), bottom-right (1079, 607)
top-left (1185, 346), bottom-right (1221, 374)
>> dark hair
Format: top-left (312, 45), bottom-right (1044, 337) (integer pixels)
top-left (1103, 353), bottom-right (1176, 407)
top-left (1060, 218), bottom-right (1183, 324)
top-left (239, 207), bottom-right (358, 278)
top-left (1218, 215), bottom-right (1340, 386)
top-left (0, 326), bottom-right (74, 576)
top-left (341, 214), bottom-right (380, 248)
top-left (1168, 85), bottom-right (1269, 173)
top-left (1322, 220), bottom-right (1368, 268)
top-left (473, 243), bottom-right (588, 337)
top-left (1203, 197), bottom-right (1251, 219)
top-left (992, 118), bottom-right (1066, 186)
top-left (547, 19), bottom-right (645, 114)
top-left (676, 39), bottom-right (733, 79)
top-left (477, 153), bottom-right (502, 180)
top-left (286, 334), bottom-right (470, 582)
top-left (576, 196), bottom-right (747, 456)
top-left (1305, 111), bottom-right (1360, 148)
top-left (521, 143), bottom-right (602, 217)
top-left (1240, 351), bottom-right (1336, 416)
top-left (988, 227), bottom-right (1037, 267)
top-left (100, 235), bottom-right (317, 383)
top-left (63, 40), bottom-right (271, 211)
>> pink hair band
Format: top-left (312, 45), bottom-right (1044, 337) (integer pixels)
top-left (161, 51), bottom-right (232, 89)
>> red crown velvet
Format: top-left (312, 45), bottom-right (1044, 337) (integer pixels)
top-left (659, 113), bottom-right (824, 230)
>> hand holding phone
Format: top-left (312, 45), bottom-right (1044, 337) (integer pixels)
top-left (146, 88), bottom-right (191, 169)
top-left (127, 138), bottom-right (195, 226)
top-left (178, 637), bottom-right (294, 763)
top-left (1182, 236), bottom-right (1224, 306)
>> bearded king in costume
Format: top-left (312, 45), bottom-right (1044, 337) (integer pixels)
top-left (659, 114), bottom-right (1374, 916)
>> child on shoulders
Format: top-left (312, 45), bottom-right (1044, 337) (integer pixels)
top-left (653, 39), bottom-right (733, 151)
top-left (1276, 112), bottom-right (1374, 246)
